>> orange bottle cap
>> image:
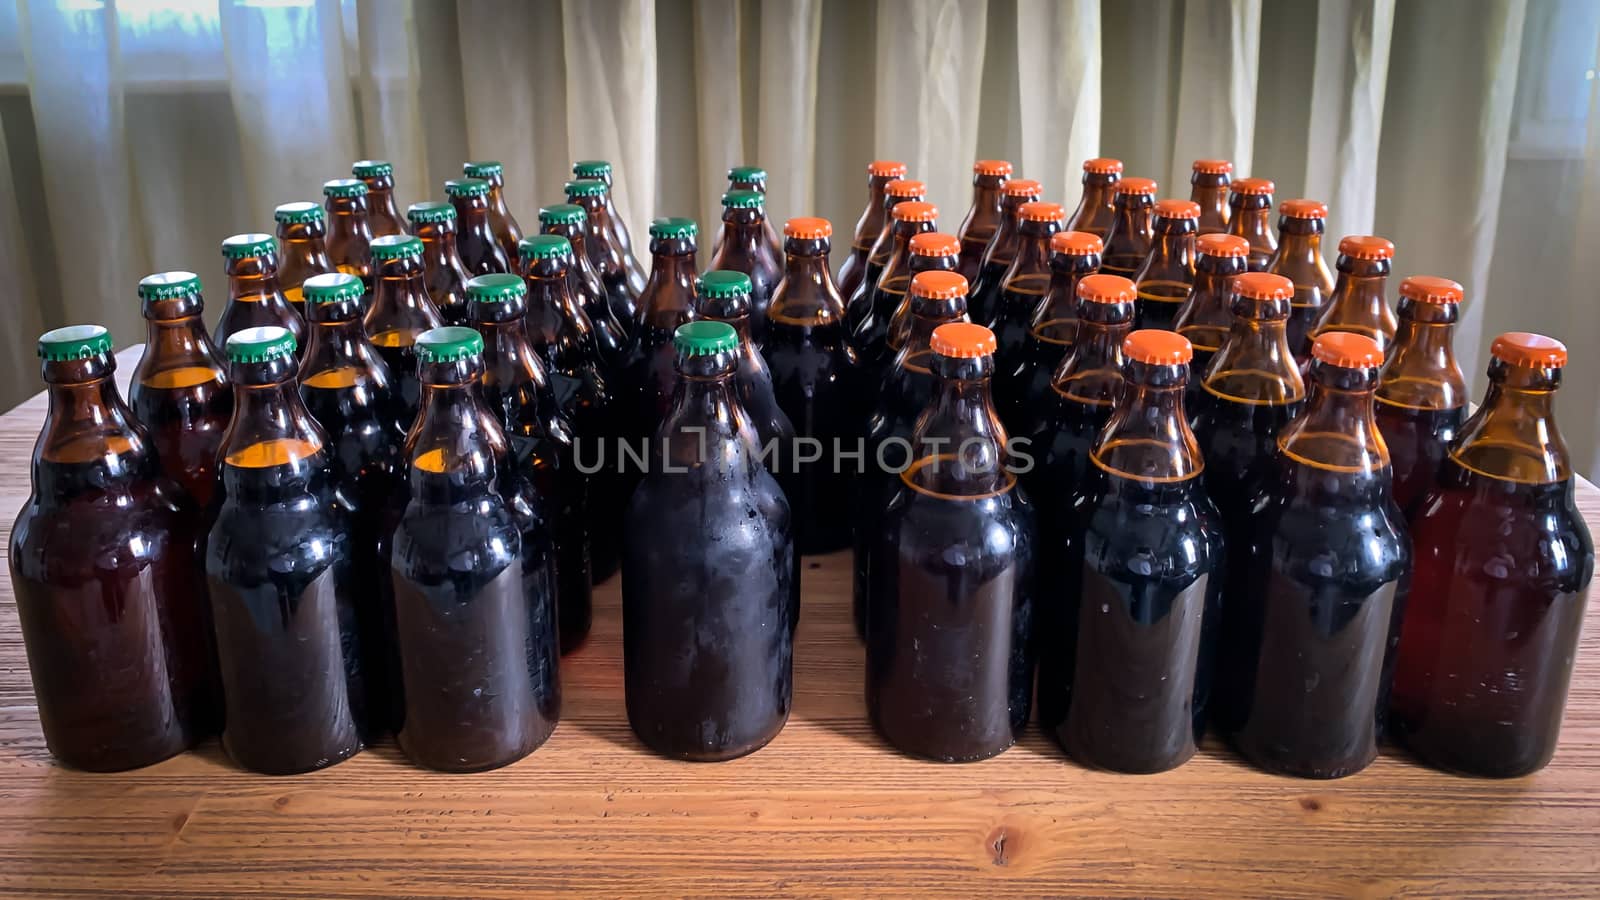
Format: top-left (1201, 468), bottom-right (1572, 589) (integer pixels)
top-left (1018, 201), bottom-right (1067, 223)
top-left (909, 232), bottom-right (961, 257)
top-left (1154, 198), bottom-right (1201, 219)
top-left (1197, 233), bottom-right (1250, 258)
top-left (1192, 159), bottom-right (1234, 175)
top-left (1003, 178), bottom-right (1043, 198)
top-left (891, 201), bottom-right (938, 223)
top-left (1077, 273), bottom-right (1137, 304)
top-left (1084, 157), bottom-right (1124, 175)
top-left (1399, 275), bottom-right (1464, 305)
top-left (930, 322), bottom-right (997, 359)
top-left (869, 160), bottom-right (908, 178)
top-left (1231, 177), bottom-right (1275, 196)
top-left (1338, 235), bottom-right (1395, 260)
top-left (1491, 331), bottom-right (1567, 368)
top-left (1232, 271), bottom-right (1295, 300)
top-left (1279, 198), bottom-right (1328, 219)
top-left (784, 217), bottom-right (833, 239)
top-left (974, 159), bottom-right (1013, 176)
top-left (1124, 329), bottom-right (1193, 365)
top-left (886, 179), bottom-right (927, 199)
top-left (1312, 331), bottom-right (1385, 368)
top-left (911, 270), bottom-right (969, 300)
top-left (1051, 230), bottom-right (1104, 255)
top-left (1116, 177), bottom-right (1158, 196)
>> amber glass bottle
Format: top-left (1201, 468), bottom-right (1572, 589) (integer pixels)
top-left (1100, 177), bottom-right (1157, 281)
top-left (717, 166), bottom-right (784, 259)
top-left (566, 178), bottom-right (640, 330)
top-left (445, 178), bottom-right (511, 276)
top-left (353, 160), bottom-right (404, 237)
top-left (968, 178), bottom-right (1044, 326)
top-left (837, 160), bottom-right (908, 300)
top-left (469, 273), bottom-right (593, 653)
top-left (844, 178), bottom-right (927, 336)
top-left (955, 159), bottom-right (1012, 283)
top-left (884, 231), bottom-right (963, 357)
top-left (538, 203), bottom-right (627, 364)
top-left (1132, 198), bottom-right (1199, 331)
top-left (364, 234), bottom-right (445, 426)
top-left (854, 270), bottom-right (971, 637)
top-left (131, 272), bottom-right (231, 508)
top-left (274, 202), bottom-right (336, 316)
top-left (1225, 177), bottom-right (1277, 272)
top-left (323, 178), bottom-right (375, 284)
top-left (1219, 331), bottom-right (1410, 779)
top-left (1266, 199), bottom-right (1335, 355)
top-left (216, 233), bottom-right (306, 354)
top-left (866, 321), bottom-right (1034, 762)
top-left (1041, 330), bottom-right (1225, 773)
top-left (1190, 159), bottom-right (1233, 235)
top-left (765, 216), bottom-right (860, 554)
top-left (11, 325), bottom-right (216, 771)
top-left (391, 326), bottom-right (560, 771)
top-left (1392, 332), bottom-right (1594, 777)
top-left (622, 320), bottom-right (795, 760)
top-left (208, 326), bottom-right (366, 774)
top-left (706, 190), bottom-right (782, 346)
top-left (464, 160), bottom-right (524, 263)
top-left (1172, 232), bottom-right (1252, 393)
top-left (1067, 158), bottom-right (1123, 239)
top-left (851, 200), bottom-right (938, 371)
top-left (623, 217), bottom-right (700, 436)
top-left (1000, 230), bottom-right (1102, 428)
top-left (1306, 234), bottom-right (1397, 357)
top-left (572, 159), bottom-right (647, 294)
top-left (693, 270), bottom-right (796, 471)
top-left (1374, 276), bottom-right (1468, 513)
top-left (406, 201), bottom-right (472, 326)
top-left (989, 201), bottom-right (1065, 410)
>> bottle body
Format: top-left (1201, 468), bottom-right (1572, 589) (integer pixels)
top-left (130, 284), bottom-right (232, 509)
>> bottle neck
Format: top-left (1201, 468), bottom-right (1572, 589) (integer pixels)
top-left (964, 178), bottom-right (1005, 232)
top-left (714, 211), bottom-right (766, 264)
top-left (369, 256), bottom-right (438, 326)
top-left (907, 355), bottom-right (1010, 497)
top-left (659, 356), bottom-right (755, 466)
top-left (1176, 260), bottom-right (1249, 351)
top-left (301, 312), bottom-right (374, 376)
top-left (414, 222), bottom-right (463, 265)
top-left (1229, 200), bottom-right (1273, 240)
top-left (641, 244), bottom-right (698, 324)
top-left (1006, 223), bottom-right (1062, 279)
top-left (1324, 261), bottom-right (1393, 338)
top-left (451, 197), bottom-right (494, 237)
top-left (1106, 199), bottom-right (1153, 256)
top-left (854, 175), bottom-right (895, 246)
top-left (221, 365), bottom-right (327, 493)
top-left (1092, 360), bottom-right (1202, 483)
top-left (1204, 302), bottom-right (1304, 402)
top-left (1280, 362), bottom-right (1388, 474)
top-left (327, 199), bottom-right (371, 240)
top-left (1035, 254), bottom-right (1098, 323)
top-left (1191, 180), bottom-right (1229, 222)
top-left (523, 265), bottom-right (586, 332)
top-left (1055, 305), bottom-right (1134, 405)
top-left (881, 222), bottom-right (936, 282)
top-left (226, 254), bottom-right (285, 299)
top-left (1138, 221), bottom-right (1195, 278)
top-left (141, 313), bottom-right (223, 374)
top-left (772, 242), bottom-right (844, 322)
top-left (901, 298), bottom-right (966, 356)
top-left (1272, 228), bottom-right (1328, 275)
top-left (408, 379), bottom-right (502, 503)
top-left (1377, 300), bottom-right (1466, 410)
top-left (1451, 360), bottom-right (1571, 483)
top-left (37, 370), bottom-right (150, 495)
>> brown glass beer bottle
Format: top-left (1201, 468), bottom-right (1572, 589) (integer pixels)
top-left (1266, 199), bottom-right (1335, 355)
top-left (1190, 159), bottom-right (1233, 235)
top-left (566, 178), bottom-right (640, 330)
top-left (716, 166), bottom-right (784, 259)
top-left (274, 202), bottom-right (336, 316)
top-left (464, 160), bottom-right (524, 263)
top-left (844, 177), bottom-right (927, 336)
top-left (1373, 276), bottom-right (1468, 513)
top-left (538, 203), bottom-right (628, 364)
top-left (989, 201), bottom-right (1066, 409)
top-left (1066, 158), bottom-right (1123, 239)
top-left (1172, 233), bottom-right (1252, 396)
top-left (968, 178), bottom-right (1044, 326)
top-left (1132, 198), bottom-right (1199, 331)
top-left (1225, 177), bottom-right (1277, 271)
top-left (851, 200), bottom-right (938, 370)
top-left (623, 217), bottom-right (700, 436)
top-left (1100, 177), bottom-right (1157, 281)
top-left (837, 160), bottom-right (908, 300)
top-left (323, 178), bottom-right (375, 284)
top-left (353, 160), bottom-right (404, 237)
top-left (706, 189), bottom-right (782, 346)
top-left (406, 201), bottom-right (472, 326)
top-left (955, 159), bottom-right (1012, 283)
top-left (572, 159), bottom-right (647, 294)
top-left (884, 231), bottom-right (963, 357)
top-left (216, 233), bottom-right (306, 355)
top-left (446, 178), bottom-right (511, 276)
top-left (364, 234), bottom-right (445, 426)
top-left (1305, 234), bottom-right (1397, 357)
top-left (999, 230), bottom-right (1102, 427)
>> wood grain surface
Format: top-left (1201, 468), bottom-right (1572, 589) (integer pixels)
top-left (1, 348), bottom-right (1597, 898)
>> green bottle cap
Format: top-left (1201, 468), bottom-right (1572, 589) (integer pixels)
top-left (519, 234), bottom-right (573, 262)
top-left (721, 190), bottom-right (764, 210)
top-left (462, 160), bottom-right (503, 179)
top-left (407, 201), bottom-right (456, 224)
top-left (727, 165), bottom-right (768, 184)
top-left (225, 325), bottom-right (297, 363)
top-left (650, 217), bottom-right (698, 239)
top-left (138, 271), bottom-right (202, 301)
top-left (538, 203), bottom-right (586, 226)
top-left (302, 272), bottom-right (365, 305)
top-left (323, 178), bottom-right (368, 198)
top-left (221, 233), bottom-right (276, 259)
top-left (444, 178), bottom-right (490, 198)
top-left (415, 326), bottom-right (483, 363)
top-left (697, 270), bottom-right (752, 300)
top-left (369, 234), bottom-right (423, 261)
top-left (564, 179), bottom-right (608, 198)
top-left (352, 160), bottom-right (393, 178)
top-left (572, 159), bottom-right (612, 178)
top-left (673, 320), bottom-right (738, 357)
top-left (274, 201), bottom-right (325, 225)
top-left (37, 324), bottom-right (112, 361)
top-left (466, 273), bottom-right (527, 302)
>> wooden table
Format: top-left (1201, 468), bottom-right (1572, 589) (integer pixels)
top-left (2, 347), bottom-right (1598, 898)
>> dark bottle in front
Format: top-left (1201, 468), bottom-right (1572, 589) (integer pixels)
top-left (469, 273), bottom-right (593, 653)
top-left (353, 159), bottom-right (405, 237)
top-left (323, 178), bottom-right (375, 285)
top-left (446, 178), bottom-right (512, 276)
top-left (987, 200), bottom-right (1065, 410)
top-left (1391, 332), bottom-right (1593, 777)
top-left (11, 325), bottom-right (217, 771)
top-left (622, 217), bottom-right (700, 439)
top-left (844, 177), bottom-right (927, 338)
top-left (836, 159), bottom-right (907, 301)
top-left (363, 234), bottom-right (445, 427)
top-left (1220, 331), bottom-right (1411, 779)
top-left (955, 159), bottom-right (1012, 283)
top-left (130, 271), bottom-right (232, 509)
top-left (622, 320), bottom-right (795, 760)
top-left (1040, 330), bottom-right (1224, 774)
top-left (464, 160), bottom-right (524, 263)
top-left (274, 202), bottom-right (336, 316)
top-left (705, 189), bottom-right (782, 347)
top-left (206, 326), bottom-right (365, 774)
top-left (566, 177), bottom-right (640, 329)
top-left (1172, 233), bottom-right (1253, 405)
top-left (1190, 159), bottom-right (1233, 235)
top-left (1099, 177), bottom-right (1157, 281)
top-left (967, 178), bottom-right (1043, 326)
top-left (1066, 157), bottom-right (1122, 239)
top-left (1131, 198), bottom-right (1199, 332)
top-left (1374, 276), bottom-right (1469, 513)
top-left (1265, 199), bottom-right (1335, 356)
top-left (406, 201), bottom-right (473, 326)
top-left (867, 322), bottom-right (1034, 762)
top-left (215, 233), bottom-right (306, 354)
top-left (390, 326), bottom-right (560, 770)
top-left (999, 230), bottom-right (1102, 429)
top-left (765, 217), bottom-right (860, 554)
top-left (1225, 177), bottom-right (1277, 272)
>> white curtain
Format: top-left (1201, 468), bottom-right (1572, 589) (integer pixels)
top-left (2, 0), bottom-right (1598, 474)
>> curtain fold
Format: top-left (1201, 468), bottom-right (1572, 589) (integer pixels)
top-left (692, 0), bottom-right (745, 233)
top-left (561, 0), bottom-right (658, 243)
top-left (1169, 0), bottom-right (1262, 197)
top-left (1014, 0), bottom-right (1100, 203)
top-left (355, 0), bottom-right (429, 205)
top-left (755, 0), bottom-right (823, 229)
top-left (1302, 0), bottom-right (1393, 243)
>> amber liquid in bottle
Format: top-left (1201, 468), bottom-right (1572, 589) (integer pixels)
top-left (275, 203), bottom-right (336, 316)
top-left (1265, 206), bottom-right (1334, 356)
top-left (1066, 159), bottom-right (1122, 239)
top-left (845, 181), bottom-right (926, 340)
top-left (1374, 279), bottom-right (1468, 513)
top-left (988, 204), bottom-right (1064, 413)
top-left (216, 235), bottom-right (307, 355)
top-left (707, 198), bottom-right (782, 348)
top-left (836, 162), bottom-right (907, 303)
top-left (364, 238), bottom-right (445, 427)
top-left (408, 203), bottom-right (473, 326)
top-left (621, 221), bottom-right (700, 439)
top-left (1225, 180), bottom-right (1277, 273)
top-left (955, 161), bottom-right (1010, 283)
top-left (1132, 201), bottom-right (1198, 332)
top-left (968, 180), bottom-right (1043, 327)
